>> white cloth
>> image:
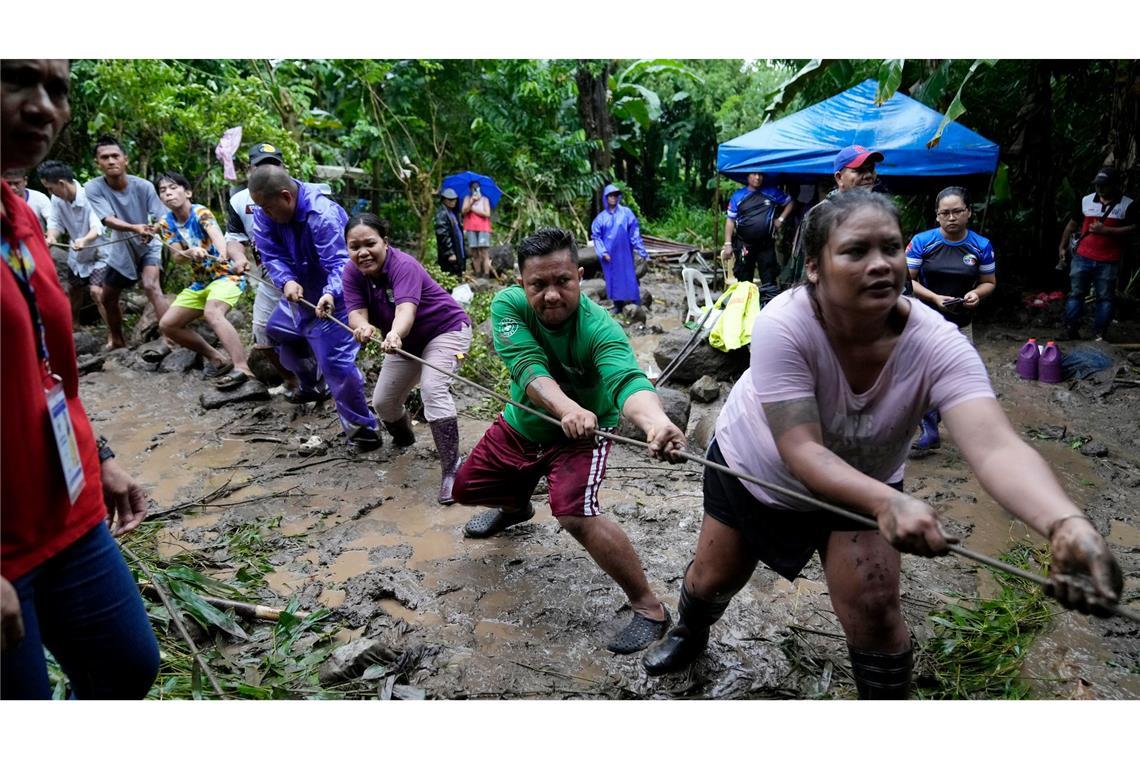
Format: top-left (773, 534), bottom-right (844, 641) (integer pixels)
top-left (46, 183), bottom-right (106, 278)
top-left (24, 188), bottom-right (52, 231)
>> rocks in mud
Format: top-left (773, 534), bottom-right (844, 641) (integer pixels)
top-left (246, 345), bottom-right (285, 386)
top-left (616, 386), bottom-right (691, 442)
top-left (653, 327), bottom-right (749, 384)
top-left (73, 331), bottom-right (102, 356)
top-left (689, 375), bottom-right (721, 403)
top-left (129, 303), bottom-right (160, 343)
top-left (580, 279), bottom-right (607, 302)
top-left (686, 396), bottom-right (727, 451)
top-left (137, 338), bottom-right (171, 364)
top-left (159, 347), bottom-right (202, 373)
top-left (1080, 441), bottom-right (1109, 457)
top-left (489, 244), bottom-right (515, 275)
top-left (76, 354), bottom-right (105, 375)
top-left (1127, 351), bottom-right (1140, 367)
top-left (621, 303), bottom-right (648, 325)
top-left (199, 381), bottom-right (270, 409)
top-left (318, 638), bottom-right (399, 686)
top-left (641, 289), bottom-right (654, 309)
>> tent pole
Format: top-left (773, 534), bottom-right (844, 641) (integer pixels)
top-left (713, 179), bottom-right (721, 252)
top-left (980, 170), bottom-right (996, 231)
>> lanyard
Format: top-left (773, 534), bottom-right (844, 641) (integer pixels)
top-left (1, 236), bottom-right (54, 376)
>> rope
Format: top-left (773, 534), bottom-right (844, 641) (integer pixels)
top-left (196, 251), bottom-right (1140, 625)
top-left (47, 231), bottom-right (149, 251)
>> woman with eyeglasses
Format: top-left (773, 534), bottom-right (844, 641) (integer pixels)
top-left (906, 186), bottom-right (996, 455)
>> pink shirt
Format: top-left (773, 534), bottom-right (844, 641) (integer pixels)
top-left (715, 288), bottom-right (995, 510)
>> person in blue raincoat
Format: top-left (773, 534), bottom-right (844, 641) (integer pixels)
top-left (591, 184), bottom-right (648, 314)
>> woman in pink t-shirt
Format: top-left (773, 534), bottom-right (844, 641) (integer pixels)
top-left (643, 191), bottom-right (1123, 698)
top-left (461, 180), bottom-right (493, 278)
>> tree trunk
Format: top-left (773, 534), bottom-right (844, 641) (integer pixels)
top-left (576, 60), bottom-right (613, 218)
top-left (1107, 60), bottom-right (1139, 176)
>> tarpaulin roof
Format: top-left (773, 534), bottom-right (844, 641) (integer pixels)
top-left (717, 79), bottom-right (1000, 186)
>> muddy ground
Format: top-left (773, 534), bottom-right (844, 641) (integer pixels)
top-left (78, 268), bottom-right (1140, 699)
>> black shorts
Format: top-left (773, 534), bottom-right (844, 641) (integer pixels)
top-left (103, 265), bottom-right (138, 290)
top-left (702, 437), bottom-right (901, 581)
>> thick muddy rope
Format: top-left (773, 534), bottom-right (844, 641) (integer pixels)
top-left (194, 252), bottom-right (1140, 625)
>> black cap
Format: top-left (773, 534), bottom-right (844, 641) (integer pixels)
top-left (1093, 166), bottom-right (1120, 185)
top-left (249, 142), bottom-right (284, 167)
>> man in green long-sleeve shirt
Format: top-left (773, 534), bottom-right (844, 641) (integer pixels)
top-left (453, 227), bottom-right (687, 654)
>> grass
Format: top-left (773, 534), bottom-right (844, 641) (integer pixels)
top-left (644, 203), bottom-right (719, 250)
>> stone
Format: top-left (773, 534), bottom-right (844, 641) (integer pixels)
top-left (635, 257), bottom-right (649, 279)
top-left (580, 279), bottom-right (607, 301)
top-left (318, 638), bottom-right (398, 686)
top-left (128, 303), bottom-right (160, 344)
top-left (616, 386), bottom-right (690, 442)
top-left (199, 381), bottom-right (270, 410)
top-left (622, 303), bottom-right (648, 325)
top-left (191, 320), bottom-right (219, 347)
top-left (1080, 441), bottom-right (1109, 458)
top-left (489, 244), bottom-right (515, 275)
top-left (247, 345), bottom-right (285, 386)
top-left (76, 355), bottom-right (105, 375)
top-left (653, 327), bottom-right (749, 384)
top-left (225, 309), bottom-right (246, 329)
top-left (642, 289), bottom-right (654, 309)
top-left (137, 338), bottom-right (171, 364)
top-left (1127, 351), bottom-right (1140, 367)
top-left (689, 375), bottom-right (720, 403)
top-left (159, 348), bottom-right (202, 373)
top-left (469, 277), bottom-right (497, 294)
top-left (685, 397), bottom-right (727, 451)
top-left (72, 331), bottom-right (102, 356)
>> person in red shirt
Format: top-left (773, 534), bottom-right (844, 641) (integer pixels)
top-left (1, 59), bottom-right (159, 699)
top-left (1058, 167), bottom-right (1137, 341)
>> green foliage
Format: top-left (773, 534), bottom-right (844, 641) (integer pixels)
top-left (644, 203), bottom-right (718, 250)
top-left (916, 544), bottom-right (1055, 700)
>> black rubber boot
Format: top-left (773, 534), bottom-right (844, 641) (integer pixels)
top-left (848, 645), bottom-right (913, 700)
top-left (382, 413), bottom-right (416, 447)
top-left (429, 416), bottom-right (461, 505)
top-left (642, 580), bottom-right (730, 675)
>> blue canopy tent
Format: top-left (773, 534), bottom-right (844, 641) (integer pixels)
top-left (717, 79), bottom-right (1000, 190)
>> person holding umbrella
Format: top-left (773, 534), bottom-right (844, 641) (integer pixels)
top-left (462, 179), bottom-right (493, 277)
top-left (591, 183), bottom-right (648, 314)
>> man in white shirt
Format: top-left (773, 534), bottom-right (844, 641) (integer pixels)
top-left (38, 160), bottom-right (108, 324)
top-left (3, 168), bottom-right (52, 231)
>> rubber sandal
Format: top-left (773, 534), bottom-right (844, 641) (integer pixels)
top-left (607, 606), bottom-right (672, 654)
top-left (463, 504), bottom-right (535, 539)
top-left (215, 368), bottom-right (251, 390)
top-left (284, 386), bottom-right (331, 404)
top-left (203, 361), bottom-right (233, 380)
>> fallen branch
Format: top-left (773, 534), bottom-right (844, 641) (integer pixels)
top-left (148, 486), bottom-right (306, 519)
top-left (139, 582), bottom-right (306, 622)
top-left (120, 544), bottom-right (227, 699)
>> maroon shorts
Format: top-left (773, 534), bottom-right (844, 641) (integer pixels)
top-left (453, 415), bottom-right (613, 517)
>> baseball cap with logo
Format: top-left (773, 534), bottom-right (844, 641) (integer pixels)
top-left (1093, 166), bottom-right (1120, 186)
top-left (249, 143), bottom-right (284, 167)
top-left (833, 145), bottom-right (885, 173)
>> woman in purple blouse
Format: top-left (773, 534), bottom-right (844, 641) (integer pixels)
top-left (342, 214), bottom-right (472, 504)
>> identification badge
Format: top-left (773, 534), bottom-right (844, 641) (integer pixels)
top-left (46, 378), bottom-right (86, 504)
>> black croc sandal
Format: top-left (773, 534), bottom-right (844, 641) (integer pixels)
top-left (203, 361), bottom-right (233, 380)
top-left (463, 504), bottom-right (535, 538)
top-left (607, 606), bottom-right (672, 654)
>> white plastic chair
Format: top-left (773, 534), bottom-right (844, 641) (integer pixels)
top-left (683, 266), bottom-right (714, 324)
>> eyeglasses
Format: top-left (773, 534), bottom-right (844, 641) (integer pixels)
top-left (936, 207), bottom-right (969, 219)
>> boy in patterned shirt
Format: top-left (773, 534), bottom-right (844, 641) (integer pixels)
top-left (155, 172), bottom-right (253, 387)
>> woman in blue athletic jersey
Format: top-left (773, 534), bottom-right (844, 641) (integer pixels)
top-left (906, 186), bottom-right (997, 455)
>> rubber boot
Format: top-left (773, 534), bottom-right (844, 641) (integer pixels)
top-left (642, 579), bottom-right (730, 675)
top-left (382, 413), bottom-right (416, 447)
top-left (429, 416), bottom-right (461, 505)
top-left (909, 410), bottom-right (941, 457)
top-left (848, 646), bottom-right (913, 700)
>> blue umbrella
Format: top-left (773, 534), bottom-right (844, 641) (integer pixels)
top-left (442, 171), bottom-right (503, 209)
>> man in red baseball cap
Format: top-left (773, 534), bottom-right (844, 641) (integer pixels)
top-left (833, 145), bottom-right (885, 192)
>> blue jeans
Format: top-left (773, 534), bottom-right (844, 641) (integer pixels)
top-left (1065, 255), bottom-right (1119, 336)
top-left (1, 523), bottom-right (160, 699)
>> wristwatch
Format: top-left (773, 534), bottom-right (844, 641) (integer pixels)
top-left (96, 435), bottom-right (116, 462)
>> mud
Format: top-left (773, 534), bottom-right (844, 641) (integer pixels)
top-left (79, 268), bottom-right (1140, 699)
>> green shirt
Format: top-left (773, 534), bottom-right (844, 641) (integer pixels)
top-left (491, 286), bottom-right (656, 443)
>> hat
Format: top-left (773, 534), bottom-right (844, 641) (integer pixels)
top-left (439, 188), bottom-right (458, 200)
top-left (1093, 166), bottom-right (1120, 185)
top-left (249, 142), bottom-right (284, 167)
top-left (833, 145), bottom-right (884, 173)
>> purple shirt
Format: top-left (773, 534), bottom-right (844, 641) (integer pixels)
top-left (342, 246), bottom-right (470, 356)
top-left (715, 289), bottom-right (995, 510)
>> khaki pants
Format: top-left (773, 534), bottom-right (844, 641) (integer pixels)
top-left (371, 324), bottom-right (472, 422)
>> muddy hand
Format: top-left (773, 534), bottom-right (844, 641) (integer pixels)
top-left (315, 293), bottom-right (335, 319)
top-left (646, 420), bottom-right (687, 463)
top-left (283, 281), bottom-right (304, 303)
top-left (101, 458), bottom-right (149, 537)
top-left (560, 407), bottom-right (597, 440)
top-left (878, 492), bottom-right (958, 557)
top-left (1047, 517), bottom-right (1123, 617)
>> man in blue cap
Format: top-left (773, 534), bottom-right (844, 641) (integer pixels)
top-left (591, 183), bottom-right (648, 314)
